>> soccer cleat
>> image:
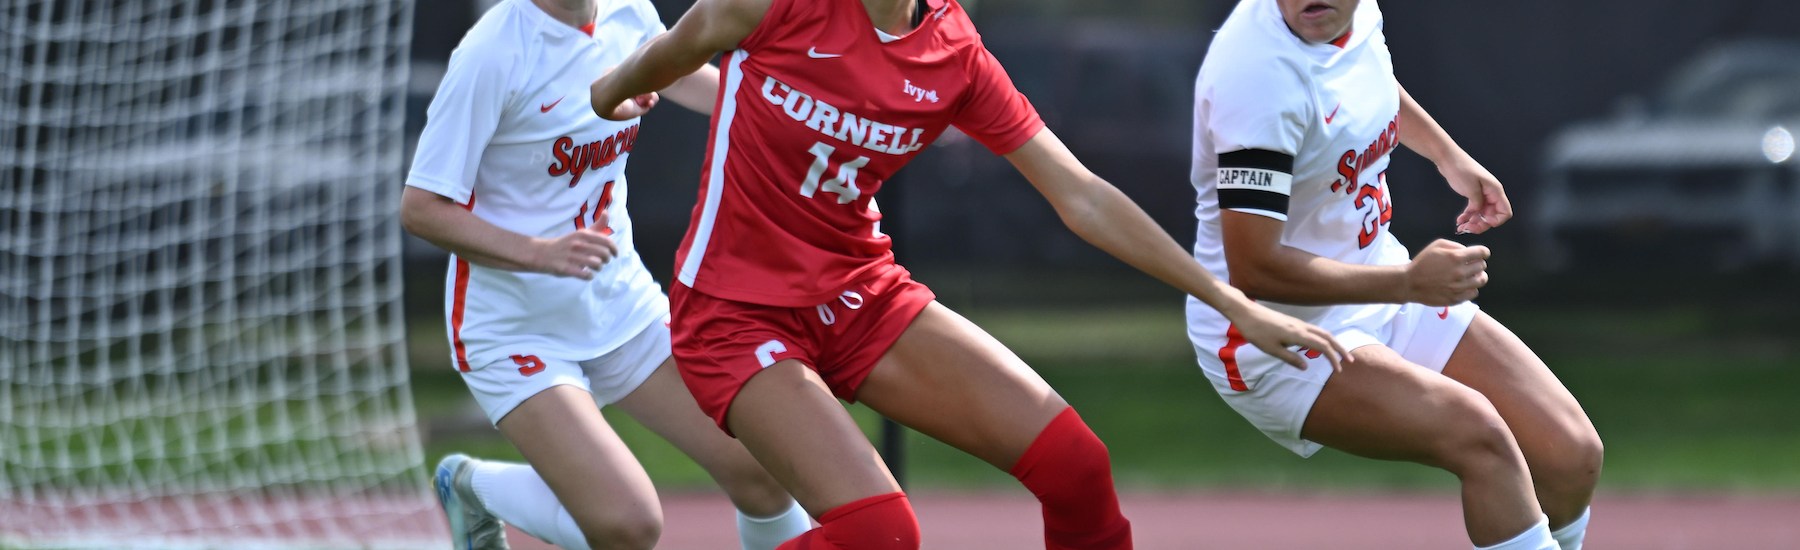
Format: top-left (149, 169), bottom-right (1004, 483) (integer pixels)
top-left (435, 454), bottom-right (509, 550)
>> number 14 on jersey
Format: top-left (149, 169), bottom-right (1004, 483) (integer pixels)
top-left (798, 141), bottom-right (871, 204)
top-left (574, 180), bottom-right (616, 234)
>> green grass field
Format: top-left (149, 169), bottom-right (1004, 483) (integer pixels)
top-left (411, 291), bottom-right (1800, 493)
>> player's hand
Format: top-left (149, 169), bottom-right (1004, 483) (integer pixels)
top-left (531, 222), bottom-right (618, 280)
top-left (1439, 156), bottom-right (1512, 234)
top-left (1403, 239), bottom-right (1489, 306)
top-left (596, 91), bottom-right (658, 121)
top-left (1228, 301), bottom-right (1348, 372)
top-left (590, 72), bottom-right (659, 121)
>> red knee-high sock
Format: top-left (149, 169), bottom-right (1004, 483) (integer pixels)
top-left (776, 492), bottom-right (919, 550)
top-left (1009, 407), bottom-right (1133, 550)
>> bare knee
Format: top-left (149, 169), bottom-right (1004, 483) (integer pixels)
top-left (1534, 421), bottom-right (1604, 512)
top-left (1428, 391), bottom-right (1527, 478)
top-left (578, 508), bottom-right (663, 550)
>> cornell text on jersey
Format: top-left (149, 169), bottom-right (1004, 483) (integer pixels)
top-left (761, 76), bottom-right (927, 156)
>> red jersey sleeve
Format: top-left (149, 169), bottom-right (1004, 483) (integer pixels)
top-left (951, 45), bottom-right (1045, 155)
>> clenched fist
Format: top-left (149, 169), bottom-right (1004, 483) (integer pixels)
top-left (1403, 239), bottom-right (1488, 306)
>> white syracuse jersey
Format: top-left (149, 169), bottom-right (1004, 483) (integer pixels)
top-left (405, 0), bottom-right (668, 372)
top-left (1186, 0), bottom-right (1410, 343)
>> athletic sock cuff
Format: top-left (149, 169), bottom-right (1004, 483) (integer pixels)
top-left (1008, 406), bottom-right (1081, 478)
top-left (740, 498), bottom-right (805, 523)
top-left (1551, 507), bottom-right (1590, 536)
top-left (1477, 515), bottom-right (1551, 550)
top-left (819, 492), bottom-right (908, 524)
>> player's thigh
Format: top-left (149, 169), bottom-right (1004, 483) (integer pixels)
top-left (589, 321), bottom-right (759, 488)
top-left (612, 355), bottom-right (792, 516)
top-left (496, 384), bottom-right (660, 531)
top-left (611, 356), bottom-right (742, 468)
top-left (1439, 313), bottom-right (1598, 466)
top-left (855, 301), bottom-right (1069, 471)
top-left (728, 360), bottom-right (901, 518)
top-left (1300, 344), bottom-right (1511, 466)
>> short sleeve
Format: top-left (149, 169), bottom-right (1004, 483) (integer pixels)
top-left (1203, 60), bottom-right (1310, 157)
top-left (950, 46), bottom-right (1045, 156)
top-left (404, 47), bottom-right (515, 205)
top-left (1200, 58), bottom-right (1310, 221)
top-left (634, 0), bottom-right (667, 46)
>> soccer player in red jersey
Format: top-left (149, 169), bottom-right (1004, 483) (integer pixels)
top-left (403, 1), bottom-right (809, 548)
top-left (588, 0), bottom-right (1349, 547)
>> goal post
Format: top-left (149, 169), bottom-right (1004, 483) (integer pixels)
top-left (1, 1), bottom-right (440, 547)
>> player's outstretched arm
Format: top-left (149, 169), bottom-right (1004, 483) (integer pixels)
top-left (400, 187), bottom-right (618, 280)
top-left (589, 0), bottom-right (769, 120)
top-left (1220, 210), bottom-right (1488, 307)
top-left (1397, 84), bottom-right (1512, 234)
top-left (1004, 129), bottom-right (1347, 370)
top-left (660, 63), bottom-right (722, 115)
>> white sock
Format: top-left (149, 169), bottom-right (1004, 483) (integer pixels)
top-left (1476, 515), bottom-right (1557, 550)
top-left (470, 460), bottom-right (591, 550)
top-left (1551, 507), bottom-right (1591, 550)
top-left (736, 498), bottom-right (811, 550)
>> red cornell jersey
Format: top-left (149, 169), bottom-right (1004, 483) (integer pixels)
top-left (674, 0), bottom-right (1044, 307)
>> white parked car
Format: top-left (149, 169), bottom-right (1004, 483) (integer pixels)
top-left (1533, 39), bottom-right (1800, 269)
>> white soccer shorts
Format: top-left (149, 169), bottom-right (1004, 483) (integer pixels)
top-left (1194, 301), bottom-right (1480, 457)
top-left (461, 318), bottom-right (672, 425)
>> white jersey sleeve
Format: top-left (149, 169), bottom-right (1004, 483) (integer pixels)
top-left (1204, 61), bottom-right (1311, 158)
top-left (1200, 55), bottom-right (1312, 221)
top-left (630, 0), bottom-right (667, 46)
top-left (405, 44), bottom-right (519, 204)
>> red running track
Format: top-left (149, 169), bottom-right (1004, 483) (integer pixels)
top-left (504, 491), bottom-right (1800, 549)
top-left (6, 491), bottom-right (1794, 548)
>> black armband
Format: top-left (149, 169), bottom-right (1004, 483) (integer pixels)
top-left (1216, 149), bottom-right (1294, 218)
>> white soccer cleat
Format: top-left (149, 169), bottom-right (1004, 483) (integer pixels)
top-left (435, 454), bottom-right (509, 550)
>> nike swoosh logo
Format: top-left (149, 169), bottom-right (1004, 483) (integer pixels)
top-left (807, 47), bottom-right (842, 59)
top-left (540, 96), bottom-right (564, 113)
top-left (1437, 307), bottom-right (1450, 320)
top-left (1324, 102), bottom-right (1341, 124)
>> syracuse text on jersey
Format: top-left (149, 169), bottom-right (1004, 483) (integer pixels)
top-left (548, 123), bottom-right (641, 187)
top-left (1333, 112), bottom-right (1399, 248)
top-left (762, 76), bottom-right (929, 157)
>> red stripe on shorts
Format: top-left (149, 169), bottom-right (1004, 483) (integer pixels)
top-left (1218, 324), bottom-right (1249, 392)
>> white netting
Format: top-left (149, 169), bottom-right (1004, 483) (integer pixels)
top-left (1, 1), bottom-right (442, 547)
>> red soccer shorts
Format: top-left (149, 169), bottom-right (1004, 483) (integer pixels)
top-left (671, 263), bottom-right (935, 434)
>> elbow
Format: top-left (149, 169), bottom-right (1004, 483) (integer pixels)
top-left (1052, 177), bottom-right (1119, 239)
top-left (1224, 255), bottom-right (1278, 300)
top-left (398, 192), bottom-right (433, 238)
top-left (398, 205), bottom-right (422, 237)
top-left (1056, 195), bottom-right (1107, 241)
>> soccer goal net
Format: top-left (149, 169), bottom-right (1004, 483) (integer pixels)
top-left (1, 1), bottom-right (441, 547)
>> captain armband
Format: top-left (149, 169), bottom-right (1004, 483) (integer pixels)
top-left (1216, 149), bottom-right (1294, 220)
